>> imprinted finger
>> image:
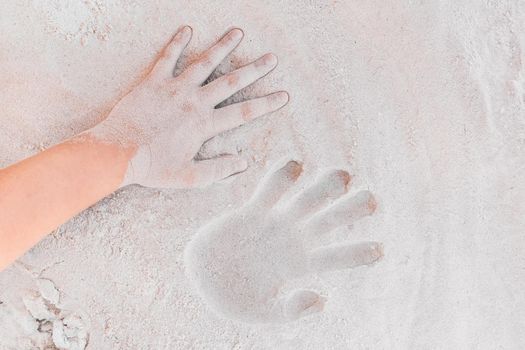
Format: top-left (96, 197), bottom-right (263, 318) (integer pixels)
top-left (249, 159), bottom-right (303, 209)
top-left (308, 241), bottom-right (383, 273)
top-left (306, 190), bottom-right (377, 235)
top-left (287, 170), bottom-right (351, 219)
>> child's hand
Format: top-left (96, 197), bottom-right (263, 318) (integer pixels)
top-left (88, 26), bottom-right (288, 188)
top-left (184, 160), bottom-right (383, 323)
top-left (0, 26), bottom-right (288, 270)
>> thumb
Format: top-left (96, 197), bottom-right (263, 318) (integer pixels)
top-left (180, 155), bottom-right (248, 188)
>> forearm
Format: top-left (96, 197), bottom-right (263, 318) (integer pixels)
top-left (0, 134), bottom-right (135, 270)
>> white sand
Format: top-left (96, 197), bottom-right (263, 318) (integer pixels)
top-left (1, 1), bottom-right (524, 349)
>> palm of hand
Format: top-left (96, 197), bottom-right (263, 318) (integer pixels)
top-left (108, 77), bottom-right (214, 188)
top-left (185, 160), bottom-right (383, 323)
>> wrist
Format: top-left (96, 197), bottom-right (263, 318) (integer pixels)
top-left (82, 112), bottom-right (156, 188)
top-left (84, 115), bottom-right (141, 149)
top-left (68, 130), bottom-right (137, 189)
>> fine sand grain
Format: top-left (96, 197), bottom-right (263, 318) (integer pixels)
top-left (1, 1), bottom-right (524, 349)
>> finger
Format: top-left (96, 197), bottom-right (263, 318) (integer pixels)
top-left (176, 155), bottom-right (248, 188)
top-left (250, 159), bottom-right (303, 209)
top-left (152, 26), bottom-right (192, 78)
top-left (185, 28), bottom-right (244, 84)
top-left (308, 241), bottom-right (383, 273)
top-left (205, 91), bottom-right (289, 138)
top-left (307, 190), bottom-right (377, 235)
top-left (201, 53), bottom-right (278, 105)
top-left (271, 289), bottom-right (325, 322)
top-left (287, 169), bottom-right (351, 219)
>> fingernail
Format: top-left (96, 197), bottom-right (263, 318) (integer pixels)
top-left (367, 193), bottom-right (377, 213)
top-left (236, 158), bottom-right (249, 171)
top-left (264, 53), bottom-right (278, 67)
top-left (277, 91), bottom-right (290, 105)
top-left (255, 53), bottom-right (277, 68)
top-left (284, 160), bottom-right (303, 181)
top-left (182, 25), bottom-right (192, 36)
top-left (175, 26), bottom-right (191, 41)
top-left (229, 28), bottom-right (244, 40)
top-left (372, 242), bottom-right (385, 259)
top-left (271, 91), bottom-right (289, 108)
top-left (334, 170), bottom-right (351, 187)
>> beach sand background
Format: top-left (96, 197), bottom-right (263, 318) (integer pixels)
top-left (0, 1), bottom-right (524, 349)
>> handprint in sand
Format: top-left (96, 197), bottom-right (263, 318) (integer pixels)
top-left (184, 160), bottom-right (383, 323)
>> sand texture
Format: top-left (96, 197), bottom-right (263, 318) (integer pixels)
top-left (1, 1), bottom-right (524, 349)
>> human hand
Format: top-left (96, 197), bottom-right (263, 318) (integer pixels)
top-left (184, 160), bottom-right (383, 323)
top-left (87, 26), bottom-right (288, 188)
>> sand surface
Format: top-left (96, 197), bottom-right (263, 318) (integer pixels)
top-left (1, 1), bottom-right (524, 349)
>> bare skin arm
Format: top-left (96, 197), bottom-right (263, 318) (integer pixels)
top-left (0, 26), bottom-right (288, 271)
top-left (0, 136), bottom-right (135, 269)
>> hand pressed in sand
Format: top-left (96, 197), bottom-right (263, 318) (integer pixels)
top-left (88, 26), bottom-right (288, 188)
top-left (0, 26), bottom-right (287, 271)
top-left (184, 160), bottom-right (383, 323)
